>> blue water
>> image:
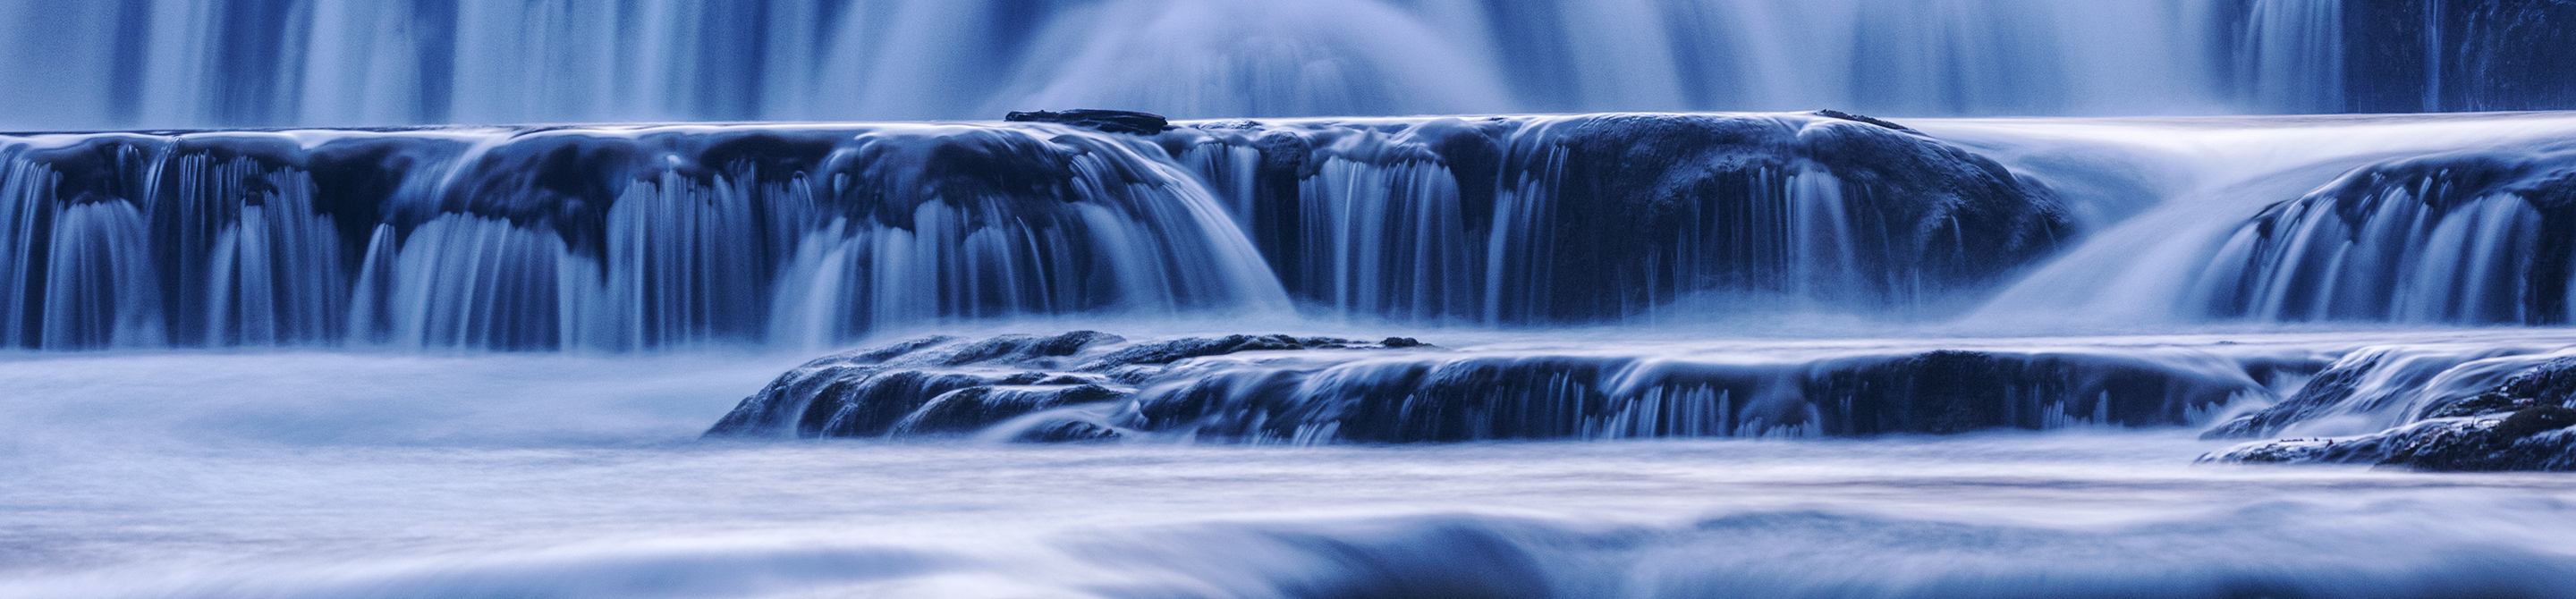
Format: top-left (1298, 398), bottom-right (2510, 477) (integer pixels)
top-left (4, 2), bottom-right (2576, 596)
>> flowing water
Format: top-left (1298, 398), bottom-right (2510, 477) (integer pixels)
top-left (2, 0), bottom-right (2572, 130)
top-left (5, 2), bottom-right (2576, 597)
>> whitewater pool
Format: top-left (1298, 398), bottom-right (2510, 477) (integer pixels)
top-left (4, 341), bottom-right (2574, 598)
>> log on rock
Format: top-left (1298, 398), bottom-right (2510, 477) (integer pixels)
top-left (1004, 109), bottom-right (1172, 135)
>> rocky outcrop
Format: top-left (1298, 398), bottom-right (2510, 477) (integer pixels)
top-left (2205, 409), bottom-right (2576, 471)
top-left (2204, 357), bottom-right (2576, 470)
top-left (701, 332), bottom-right (1434, 441)
top-left (708, 333), bottom-right (2267, 443)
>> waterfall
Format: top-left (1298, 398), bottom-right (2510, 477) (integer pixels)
top-left (3, 0), bottom-right (2572, 131)
top-left (0, 123), bottom-right (1298, 350)
top-left (2192, 148), bottom-right (2576, 325)
top-left (1177, 114), bottom-right (2069, 323)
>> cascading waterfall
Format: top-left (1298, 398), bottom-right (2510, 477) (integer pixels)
top-left (0, 113), bottom-right (2078, 350)
top-left (3, 0), bottom-right (2571, 131)
top-left (23, 3), bottom-right (2576, 597)
top-left (21, 111), bottom-right (2576, 352)
top-left (2191, 147), bottom-right (2576, 325)
top-left (0, 123), bottom-right (1295, 350)
top-left (1174, 114), bottom-right (2069, 323)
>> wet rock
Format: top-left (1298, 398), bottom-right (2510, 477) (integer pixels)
top-left (1811, 109), bottom-right (1912, 132)
top-left (713, 334), bottom-right (2242, 445)
top-left (2203, 352), bottom-right (2386, 439)
top-left (2495, 405), bottom-right (2576, 438)
top-left (1078, 334), bottom-right (1368, 370)
top-left (1131, 349), bottom-right (2243, 443)
top-left (2207, 409), bottom-right (2576, 472)
top-left (707, 332), bottom-right (1418, 439)
top-left (2204, 353), bottom-right (2576, 471)
top-left (1031, 330), bottom-right (1124, 357)
top-left (894, 384), bottom-right (1130, 435)
top-left (1004, 109), bottom-right (1172, 135)
top-left (1011, 419), bottom-right (1125, 443)
top-left (2425, 357), bottom-right (2576, 418)
top-left (849, 335), bottom-right (958, 364)
top-left (937, 331), bottom-right (1126, 367)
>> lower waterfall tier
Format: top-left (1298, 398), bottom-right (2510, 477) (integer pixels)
top-left (704, 331), bottom-right (2293, 443)
top-left (708, 329), bottom-right (2576, 470)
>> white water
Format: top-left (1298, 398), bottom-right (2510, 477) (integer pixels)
top-left (6, 332), bottom-right (2576, 597)
top-left (4, 0), bottom-right (2540, 130)
top-left (1927, 112), bottom-right (2576, 331)
top-left (2, 48), bottom-right (2574, 598)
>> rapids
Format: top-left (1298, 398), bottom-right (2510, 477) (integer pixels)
top-left (4, 2), bottom-right (2576, 595)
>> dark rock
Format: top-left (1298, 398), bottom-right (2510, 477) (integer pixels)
top-left (1011, 419), bottom-right (1124, 443)
top-left (895, 384), bottom-right (1130, 435)
top-left (2495, 405), bottom-right (2576, 439)
top-left (2207, 411), bottom-right (2576, 472)
top-left (1103, 365), bottom-right (1164, 385)
top-left (1004, 109), bottom-right (1172, 135)
top-left (709, 333), bottom-right (2268, 444)
top-left (2204, 351), bottom-right (2386, 439)
top-left (708, 332), bottom-right (1419, 439)
top-left (1129, 349), bottom-right (2245, 443)
top-left (1030, 330), bottom-right (1123, 357)
top-left (1057, 384), bottom-right (1125, 405)
top-left (1077, 334), bottom-right (1336, 370)
top-left (942, 335), bottom-right (1042, 366)
top-left (2204, 353), bottom-right (2576, 471)
top-left (997, 372), bottom-right (1052, 384)
top-left (1811, 109), bottom-right (1913, 132)
top-left (2427, 358), bottom-right (2576, 418)
top-left (701, 367), bottom-right (994, 438)
top-left (853, 336), bottom-right (958, 364)
top-left (814, 372), bottom-right (991, 437)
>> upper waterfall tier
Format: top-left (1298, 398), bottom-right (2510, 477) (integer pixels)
top-left (0, 113), bottom-right (2073, 350)
top-left (3, 0), bottom-right (2571, 131)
